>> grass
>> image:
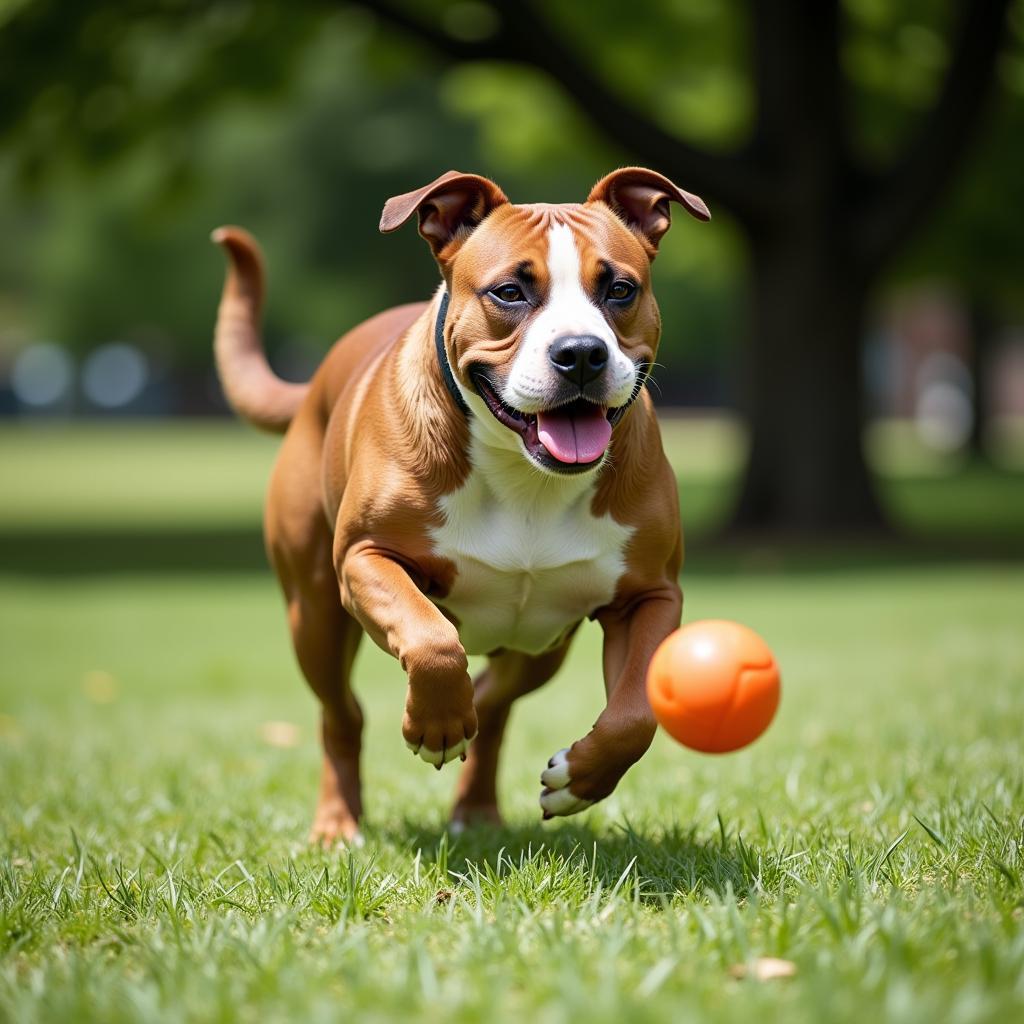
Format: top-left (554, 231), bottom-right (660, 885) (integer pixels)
top-left (0, 422), bottom-right (276, 531)
top-left (1, 419), bottom-right (1023, 1022)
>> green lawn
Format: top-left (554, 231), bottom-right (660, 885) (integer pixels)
top-left (1, 421), bottom-right (1023, 1023)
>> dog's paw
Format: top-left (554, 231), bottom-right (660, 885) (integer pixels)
top-left (539, 747), bottom-right (594, 819)
top-left (309, 809), bottom-right (364, 849)
top-left (449, 801), bottom-right (503, 832)
top-left (403, 704), bottom-right (478, 770)
top-left (405, 732), bottom-right (473, 767)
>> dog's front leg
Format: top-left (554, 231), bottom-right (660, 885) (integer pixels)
top-left (339, 543), bottom-right (478, 768)
top-left (540, 584), bottom-right (681, 818)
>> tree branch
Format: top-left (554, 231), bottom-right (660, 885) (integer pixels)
top-left (856, 0), bottom-right (1012, 265)
top-left (349, 0), bottom-right (767, 222)
top-left (747, 0), bottom-right (846, 228)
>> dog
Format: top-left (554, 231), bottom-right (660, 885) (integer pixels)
top-left (211, 167), bottom-right (710, 844)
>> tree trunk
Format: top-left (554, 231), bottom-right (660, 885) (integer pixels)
top-left (967, 298), bottom-right (994, 460)
top-left (730, 229), bottom-right (886, 534)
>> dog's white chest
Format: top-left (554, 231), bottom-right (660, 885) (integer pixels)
top-left (430, 466), bottom-right (632, 656)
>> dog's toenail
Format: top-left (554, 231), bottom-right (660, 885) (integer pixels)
top-left (435, 761), bottom-right (442, 772)
top-left (542, 812), bottom-right (552, 820)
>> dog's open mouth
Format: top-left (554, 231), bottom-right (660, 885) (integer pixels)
top-left (472, 371), bottom-right (614, 473)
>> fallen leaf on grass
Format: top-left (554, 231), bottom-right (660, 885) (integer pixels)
top-left (82, 670), bottom-right (118, 703)
top-left (729, 958), bottom-right (797, 981)
top-left (259, 721), bottom-right (301, 748)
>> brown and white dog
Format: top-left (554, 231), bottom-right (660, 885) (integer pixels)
top-left (211, 168), bottom-right (710, 844)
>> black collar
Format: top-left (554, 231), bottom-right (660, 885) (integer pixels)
top-left (434, 290), bottom-right (470, 417)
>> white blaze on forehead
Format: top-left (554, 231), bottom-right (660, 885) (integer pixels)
top-left (541, 223), bottom-right (610, 339)
top-left (502, 222), bottom-right (637, 412)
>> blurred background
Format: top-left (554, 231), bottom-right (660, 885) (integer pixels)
top-left (4, 8), bottom-right (1024, 1017)
top-left (1, 0), bottom-right (1023, 564)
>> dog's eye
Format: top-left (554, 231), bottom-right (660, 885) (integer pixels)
top-left (489, 284), bottom-right (526, 304)
top-left (607, 280), bottom-right (637, 303)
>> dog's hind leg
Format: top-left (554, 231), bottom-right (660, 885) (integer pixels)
top-left (288, 591), bottom-right (365, 847)
top-left (267, 418), bottom-right (365, 847)
top-left (450, 634), bottom-right (576, 829)
top-left (276, 539), bottom-right (365, 846)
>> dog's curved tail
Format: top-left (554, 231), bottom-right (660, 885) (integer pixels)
top-left (211, 226), bottom-right (308, 434)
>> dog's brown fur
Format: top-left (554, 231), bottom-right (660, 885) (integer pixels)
top-left (212, 168), bottom-right (709, 843)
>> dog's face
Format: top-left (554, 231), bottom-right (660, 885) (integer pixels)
top-left (380, 169), bottom-right (709, 475)
top-left (447, 202), bottom-right (659, 475)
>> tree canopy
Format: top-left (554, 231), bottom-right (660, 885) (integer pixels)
top-left (1, 1), bottom-right (1019, 368)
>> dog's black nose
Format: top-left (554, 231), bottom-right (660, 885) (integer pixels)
top-left (549, 335), bottom-right (609, 388)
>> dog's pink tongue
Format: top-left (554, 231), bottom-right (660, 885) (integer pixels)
top-left (536, 406), bottom-right (612, 464)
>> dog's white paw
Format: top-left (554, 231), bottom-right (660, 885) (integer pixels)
top-left (539, 747), bottom-right (594, 819)
top-left (405, 734), bottom-right (471, 769)
top-left (309, 823), bottom-right (365, 850)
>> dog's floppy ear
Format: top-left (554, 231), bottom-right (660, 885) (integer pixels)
top-left (379, 170), bottom-right (508, 260)
top-left (587, 167), bottom-right (710, 256)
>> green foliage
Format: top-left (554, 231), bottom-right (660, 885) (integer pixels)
top-left (843, 0), bottom-right (960, 161)
top-left (539, 0), bottom-right (755, 148)
top-left (3, 0), bottom-right (1021, 388)
top-left (0, 1), bottom-right (743, 375)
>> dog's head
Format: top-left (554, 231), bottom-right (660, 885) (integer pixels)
top-left (380, 168), bottom-right (709, 475)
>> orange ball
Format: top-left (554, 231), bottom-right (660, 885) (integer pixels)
top-left (646, 620), bottom-right (781, 753)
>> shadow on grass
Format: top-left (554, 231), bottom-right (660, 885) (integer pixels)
top-left (373, 816), bottom-right (755, 904)
top-left (0, 526), bottom-right (270, 576)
